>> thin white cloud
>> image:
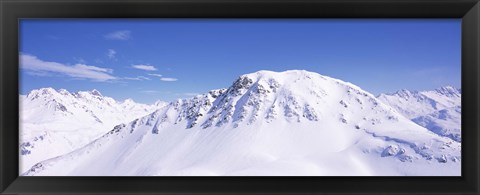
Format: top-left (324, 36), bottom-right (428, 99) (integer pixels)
top-left (160, 77), bottom-right (178, 82)
top-left (141, 90), bottom-right (159, 94)
top-left (20, 54), bottom-right (116, 82)
top-left (138, 76), bottom-right (151, 80)
top-left (105, 30), bottom-right (131, 40)
top-left (75, 64), bottom-right (113, 73)
top-left (107, 49), bottom-right (117, 60)
top-left (148, 73), bottom-right (163, 77)
top-left (132, 64), bottom-right (157, 71)
top-left (123, 77), bottom-right (142, 81)
top-left (123, 76), bottom-right (150, 81)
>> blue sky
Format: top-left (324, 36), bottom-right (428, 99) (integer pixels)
top-left (20, 19), bottom-right (461, 104)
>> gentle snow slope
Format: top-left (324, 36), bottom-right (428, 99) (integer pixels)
top-left (20, 88), bottom-right (167, 173)
top-left (24, 70), bottom-right (461, 176)
top-left (377, 86), bottom-right (461, 142)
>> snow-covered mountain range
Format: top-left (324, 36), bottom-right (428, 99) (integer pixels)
top-left (377, 86), bottom-right (461, 142)
top-left (21, 70), bottom-right (461, 176)
top-left (20, 88), bottom-right (167, 173)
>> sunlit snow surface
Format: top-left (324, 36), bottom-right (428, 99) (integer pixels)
top-left (19, 88), bottom-right (167, 173)
top-left (377, 86), bottom-right (461, 142)
top-left (20, 70), bottom-right (461, 176)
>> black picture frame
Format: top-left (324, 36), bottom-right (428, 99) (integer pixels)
top-left (1, 0), bottom-right (479, 194)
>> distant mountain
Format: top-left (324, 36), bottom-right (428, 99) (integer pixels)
top-left (377, 86), bottom-right (461, 142)
top-left (20, 88), bottom-right (167, 173)
top-left (23, 70), bottom-right (460, 176)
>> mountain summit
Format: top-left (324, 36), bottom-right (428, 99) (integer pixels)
top-left (20, 88), bottom-right (167, 173)
top-left (23, 70), bottom-right (461, 176)
top-left (377, 86), bottom-right (461, 141)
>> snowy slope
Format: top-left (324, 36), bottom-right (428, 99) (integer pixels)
top-left (20, 88), bottom-right (167, 173)
top-left (23, 70), bottom-right (461, 176)
top-left (377, 86), bottom-right (461, 142)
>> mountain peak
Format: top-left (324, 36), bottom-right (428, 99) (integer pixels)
top-left (434, 86), bottom-right (460, 97)
top-left (123, 98), bottom-right (135, 104)
top-left (241, 70), bottom-right (315, 81)
top-left (154, 100), bottom-right (168, 107)
top-left (394, 89), bottom-right (415, 97)
top-left (75, 89), bottom-right (105, 99)
top-left (38, 87), bottom-right (57, 94)
top-left (229, 70), bottom-right (326, 93)
top-left (90, 89), bottom-right (102, 96)
top-left (166, 69), bottom-right (382, 129)
top-left (27, 87), bottom-right (57, 99)
top-left (58, 89), bottom-right (71, 96)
